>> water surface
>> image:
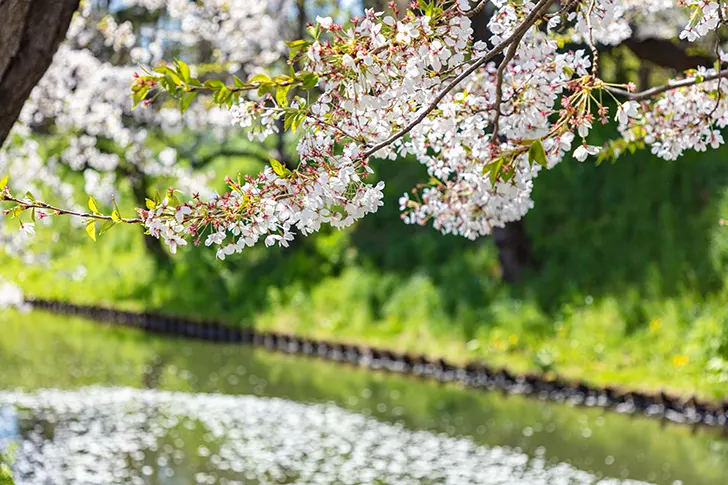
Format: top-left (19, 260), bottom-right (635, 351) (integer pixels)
top-left (1, 310), bottom-right (727, 484)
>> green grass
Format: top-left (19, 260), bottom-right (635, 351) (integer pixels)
top-left (5, 130), bottom-right (728, 402)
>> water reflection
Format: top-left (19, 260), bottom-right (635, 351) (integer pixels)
top-left (1, 310), bottom-right (727, 484)
top-left (2, 388), bottom-right (653, 485)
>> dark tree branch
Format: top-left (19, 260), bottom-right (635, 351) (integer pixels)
top-left (623, 37), bottom-right (713, 72)
top-left (191, 148), bottom-right (270, 168)
top-left (0, 0), bottom-right (80, 147)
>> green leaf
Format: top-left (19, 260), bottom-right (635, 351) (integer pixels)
top-left (233, 75), bottom-right (246, 88)
top-left (98, 219), bottom-right (115, 236)
top-left (284, 111), bottom-right (296, 131)
top-left (88, 196), bottom-right (99, 214)
top-left (286, 39), bottom-right (311, 60)
top-left (257, 83), bottom-right (275, 97)
top-left (276, 85), bottom-right (291, 107)
top-left (153, 65), bottom-right (181, 84)
top-left (0, 175), bottom-right (8, 191)
top-left (285, 39), bottom-right (310, 48)
top-left (85, 220), bottom-right (97, 241)
top-left (249, 73), bottom-right (271, 84)
top-left (269, 157), bottom-right (291, 178)
top-left (272, 74), bottom-right (293, 84)
top-left (25, 191), bottom-right (35, 201)
top-left (487, 158), bottom-right (503, 185)
top-left (291, 112), bottom-right (306, 133)
top-left (145, 198), bottom-right (156, 210)
top-left (179, 92), bottom-right (196, 114)
top-left (204, 79), bottom-right (226, 89)
top-left (175, 59), bottom-right (191, 83)
top-left (298, 72), bottom-right (318, 90)
top-left (112, 209), bottom-right (122, 222)
top-left (132, 85), bottom-right (150, 109)
top-left (528, 139), bottom-right (548, 168)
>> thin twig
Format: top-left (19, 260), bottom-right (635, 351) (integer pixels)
top-left (0, 194), bottom-right (142, 224)
top-left (465, 0), bottom-right (489, 17)
top-left (362, 0), bottom-right (556, 159)
top-left (605, 69), bottom-right (728, 101)
top-left (491, 23), bottom-right (531, 141)
top-left (584, 0), bottom-right (600, 77)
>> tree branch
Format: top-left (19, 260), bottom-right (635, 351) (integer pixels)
top-left (362, 0), bottom-right (556, 159)
top-left (192, 148), bottom-right (270, 168)
top-left (605, 69), bottom-right (728, 101)
top-left (623, 37), bottom-right (713, 72)
top-left (0, 193), bottom-right (141, 224)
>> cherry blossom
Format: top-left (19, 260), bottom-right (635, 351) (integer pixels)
top-left (3, 0), bottom-right (728, 261)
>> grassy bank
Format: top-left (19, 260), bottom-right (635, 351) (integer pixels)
top-left (4, 132), bottom-right (728, 401)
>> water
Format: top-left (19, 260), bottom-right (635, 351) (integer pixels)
top-left (1, 310), bottom-right (727, 484)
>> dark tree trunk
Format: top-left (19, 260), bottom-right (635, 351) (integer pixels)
top-left (0, 0), bottom-right (80, 147)
top-left (492, 221), bottom-right (536, 283)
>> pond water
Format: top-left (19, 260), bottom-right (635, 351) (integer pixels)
top-left (1, 310), bottom-right (728, 485)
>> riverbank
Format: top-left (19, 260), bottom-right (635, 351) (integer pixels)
top-left (20, 297), bottom-right (728, 427)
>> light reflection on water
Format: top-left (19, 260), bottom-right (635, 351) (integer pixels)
top-left (0, 311), bottom-right (728, 484)
top-left (1, 388), bottom-right (654, 485)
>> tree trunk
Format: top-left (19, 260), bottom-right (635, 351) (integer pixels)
top-left (492, 221), bottom-right (536, 283)
top-left (0, 0), bottom-right (80, 147)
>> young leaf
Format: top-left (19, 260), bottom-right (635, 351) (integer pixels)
top-left (98, 219), bottom-right (116, 236)
top-left (132, 85), bottom-right (150, 109)
top-left (300, 73), bottom-right (319, 90)
top-left (112, 209), bottom-right (122, 222)
top-left (88, 196), bottom-right (99, 214)
top-left (204, 79), bottom-right (226, 89)
top-left (153, 65), bottom-right (181, 84)
top-left (269, 158), bottom-right (291, 177)
top-left (276, 85), bottom-right (291, 107)
top-left (0, 175), bottom-right (8, 191)
top-left (528, 139), bottom-right (548, 168)
top-left (175, 59), bottom-right (191, 83)
top-left (86, 220), bottom-right (97, 241)
top-left (179, 92), bottom-right (196, 114)
top-left (145, 198), bottom-right (156, 210)
top-left (249, 73), bottom-right (271, 84)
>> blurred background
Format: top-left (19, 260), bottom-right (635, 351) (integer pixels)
top-left (2, 0), bottom-right (728, 484)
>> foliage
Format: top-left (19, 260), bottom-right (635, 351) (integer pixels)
top-left (0, 448), bottom-right (14, 485)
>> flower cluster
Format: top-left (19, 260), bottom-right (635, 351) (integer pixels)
top-left (618, 69), bottom-right (728, 160)
top-left (679, 0), bottom-right (727, 42)
top-left (0, 0), bottom-right (292, 258)
top-left (141, 147), bottom-right (384, 257)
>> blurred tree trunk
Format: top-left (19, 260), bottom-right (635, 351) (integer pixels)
top-left (0, 0), bottom-right (79, 147)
